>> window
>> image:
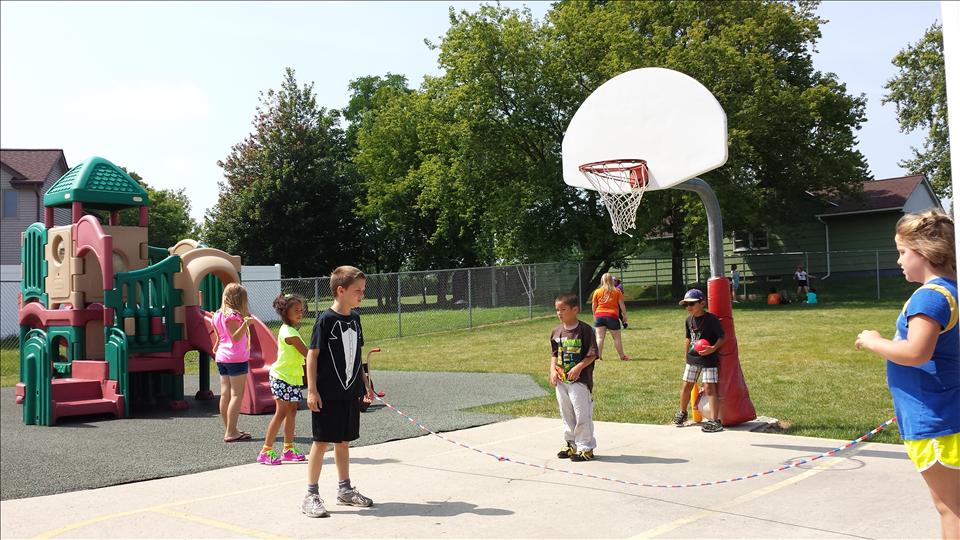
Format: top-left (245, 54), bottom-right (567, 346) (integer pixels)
top-left (733, 229), bottom-right (769, 251)
top-left (1, 190), bottom-right (16, 219)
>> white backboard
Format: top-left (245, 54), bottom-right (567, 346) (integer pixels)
top-left (562, 67), bottom-right (728, 192)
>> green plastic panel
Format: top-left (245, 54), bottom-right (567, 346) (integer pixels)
top-left (21, 329), bottom-right (52, 425)
top-left (46, 326), bottom-right (85, 362)
top-left (147, 246), bottom-right (170, 265)
top-left (21, 223), bottom-right (48, 305)
top-left (43, 156), bottom-right (150, 209)
top-left (105, 255), bottom-right (183, 353)
top-left (200, 273), bottom-right (225, 312)
top-left (105, 326), bottom-right (129, 418)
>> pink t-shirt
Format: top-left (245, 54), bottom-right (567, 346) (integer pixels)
top-left (213, 310), bottom-right (250, 363)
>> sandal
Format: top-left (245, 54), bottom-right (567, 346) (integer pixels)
top-left (224, 431), bottom-right (252, 443)
top-left (620, 355), bottom-right (630, 361)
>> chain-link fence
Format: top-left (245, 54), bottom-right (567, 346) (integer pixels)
top-left (248, 262), bottom-right (583, 343)
top-left (0, 249), bottom-right (909, 382)
top-left (612, 249), bottom-right (910, 304)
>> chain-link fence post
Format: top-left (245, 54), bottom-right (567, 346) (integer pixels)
top-left (527, 265), bottom-right (533, 320)
top-left (654, 258), bottom-right (660, 304)
top-left (876, 250), bottom-right (880, 300)
top-left (577, 263), bottom-right (583, 307)
top-left (396, 272), bottom-right (402, 338)
top-left (468, 268), bottom-right (473, 329)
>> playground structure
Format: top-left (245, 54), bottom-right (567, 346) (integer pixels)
top-left (15, 156), bottom-right (277, 425)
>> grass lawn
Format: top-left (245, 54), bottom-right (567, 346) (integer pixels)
top-left (3, 300), bottom-right (905, 443)
top-left (352, 301), bottom-right (902, 443)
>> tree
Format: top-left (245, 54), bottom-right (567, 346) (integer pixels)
top-left (204, 68), bottom-right (363, 277)
top-left (355, 2), bottom-right (869, 295)
top-left (883, 23), bottom-right (950, 198)
top-left (114, 169), bottom-right (199, 249)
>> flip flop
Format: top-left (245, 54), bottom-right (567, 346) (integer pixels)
top-left (224, 432), bottom-right (252, 443)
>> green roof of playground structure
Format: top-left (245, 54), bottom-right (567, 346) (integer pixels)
top-left (43, 156), bottom-right (150, 209)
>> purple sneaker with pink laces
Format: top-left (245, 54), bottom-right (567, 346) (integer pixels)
top-left (282, 447), bottom-right (306, 462)
top-left (257, 449), bottom-right (281, 466)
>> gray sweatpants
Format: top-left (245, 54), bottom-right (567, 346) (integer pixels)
top-left (555, 381), bottom-right (596, 452)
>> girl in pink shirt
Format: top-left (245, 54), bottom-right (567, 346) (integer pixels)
top-left (213, 283), bottom-right (253, 442)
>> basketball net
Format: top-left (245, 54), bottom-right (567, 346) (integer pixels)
top-left (578, 159), bottom-right (649, 236)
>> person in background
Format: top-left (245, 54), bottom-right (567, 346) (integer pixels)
top-left (591, 273), bottom-right (629, 361)
top-left (730, 264), bottom-right (741, 303)
top-left (766, 287), bottom-right (781, 306)
top-left (806, 288), bottom-right (818, 305)
top-left (613, 276), bottom-right (628, 329)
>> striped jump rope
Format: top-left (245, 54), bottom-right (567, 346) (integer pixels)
top-left (373, 396), bottom-right (897, 489)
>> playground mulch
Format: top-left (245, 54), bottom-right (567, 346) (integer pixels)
top-left (0, 371), bottom-right (547, 501)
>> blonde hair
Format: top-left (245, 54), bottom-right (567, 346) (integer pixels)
top-left (221, 283), bottom-right (250, 316)
top-left (599, 273), bottom-right (617, 293)
top-left (895, 210), bottom-right (956, 272)
top-left (330, 266), bottom-right (366, 297)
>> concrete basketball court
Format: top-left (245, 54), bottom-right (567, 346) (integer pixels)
top-left (0, 416), bottom-right (938, 539)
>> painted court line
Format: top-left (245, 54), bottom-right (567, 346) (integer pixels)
top-left (28, 428), bottom-right (553, 539)
top-left (150, 508), bottom-right (292, 540)
top-left (630, 450), bottom-right (862, 539)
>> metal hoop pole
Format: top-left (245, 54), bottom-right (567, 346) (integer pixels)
top-left (675, 178), bottom-right (724, 278)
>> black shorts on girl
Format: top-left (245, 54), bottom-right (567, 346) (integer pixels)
top-left (216, 361), bottom-right (249, 376)
top-left (270, 375), bottom-right (304, 402)
top-left (311, 399), bottom-right (361, 443)
top-left (594, 315), bottom-right (622, 330)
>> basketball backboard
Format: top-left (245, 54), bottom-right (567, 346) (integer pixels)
top-left (562, 67), bottom-right (728, 193)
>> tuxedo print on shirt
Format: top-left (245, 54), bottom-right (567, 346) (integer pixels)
top-left (328, 319), bottom-right (360, 390)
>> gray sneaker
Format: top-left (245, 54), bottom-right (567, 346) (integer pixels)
top-left (301, 494), bottom-right (330, 518)
top-left (337, 486), bottom-right (373, 507)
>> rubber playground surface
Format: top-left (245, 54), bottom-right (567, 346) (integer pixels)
top-left (0, 372), bottom-right (940, 539)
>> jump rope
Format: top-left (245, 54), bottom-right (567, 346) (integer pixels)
top-left (372, 395), bottom-right (897, 489)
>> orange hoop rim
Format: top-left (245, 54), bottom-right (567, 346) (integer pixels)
top-left (577, 158), bottom-right (648, 174)
top-left (578, 159), bottom-right (649, 188)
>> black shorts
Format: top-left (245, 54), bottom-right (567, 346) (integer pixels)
top-left (311, 398), bottom-right (361, 443)
top-left (594, 315), bottom-right (622, 330)
top-left (216, 361), bottom-right (249, 376)
top-left (797, 280), bottom-right (808, 287)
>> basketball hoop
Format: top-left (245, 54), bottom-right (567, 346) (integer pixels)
top-left (578, 159), bottom-right (649, 236)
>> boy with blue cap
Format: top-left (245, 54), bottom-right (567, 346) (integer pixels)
top-left (674, 289), bottom-right (726, 433)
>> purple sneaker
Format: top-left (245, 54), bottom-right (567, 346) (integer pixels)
top-left (257, 449), bottom-right (281, 466)
top-left (282, 447), bottom-right (306, 462)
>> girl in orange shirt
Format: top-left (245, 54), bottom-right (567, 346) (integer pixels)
top-left (591, 273), bottom-right (630, 361)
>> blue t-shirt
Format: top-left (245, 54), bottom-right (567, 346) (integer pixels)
top-left (887, 277), bottom-right (959, 440)
top-left (806, 292), bottom-right (817, 304)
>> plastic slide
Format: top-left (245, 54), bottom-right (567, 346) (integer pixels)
top-left (184, 306), bottom-right (277, 415)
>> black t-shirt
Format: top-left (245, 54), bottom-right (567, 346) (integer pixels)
top-left (550, 320), bottom-right (600, 392)
top-left (684, 312), bottom-right (725, 368)
top-left (308, 309), bottom-right (365, 400)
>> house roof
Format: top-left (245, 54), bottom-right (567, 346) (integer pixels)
top-left (815, 175), bottom-right (930, 216)
top-left (0, 149), bottom-right (67, 184)
top-left (43, 156), bottom-right (149, 209)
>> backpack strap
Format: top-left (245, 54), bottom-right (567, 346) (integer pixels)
top-left (902, 283), bottom-right (958, 334)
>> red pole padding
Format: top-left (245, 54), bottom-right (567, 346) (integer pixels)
top-left (707, 277), bottom-right (757, 426)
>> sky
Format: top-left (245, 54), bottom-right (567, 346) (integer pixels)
top-left (0, 1), bottom-right (946, 223)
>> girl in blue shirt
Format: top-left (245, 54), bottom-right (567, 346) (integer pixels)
top-left (856, 210), bottom-right (958, 538)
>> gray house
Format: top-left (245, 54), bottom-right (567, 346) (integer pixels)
top-left (0, 149), bottom-right (70, 265)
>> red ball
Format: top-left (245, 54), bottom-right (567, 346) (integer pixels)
top-left (694, 338), bottom-right (711, 353)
